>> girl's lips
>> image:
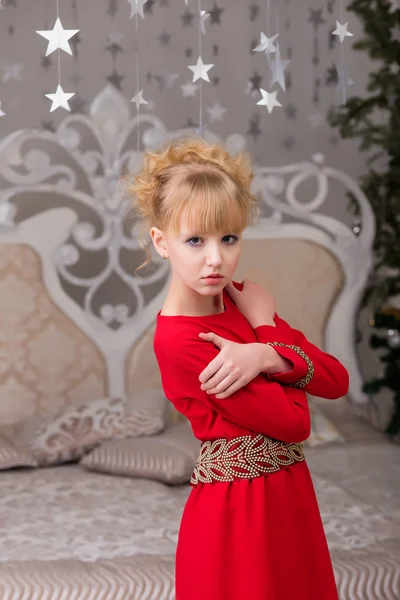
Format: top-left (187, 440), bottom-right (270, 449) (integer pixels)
top-left (203, 276), bottom-right (224, 284)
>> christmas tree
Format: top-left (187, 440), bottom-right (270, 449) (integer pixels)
top-left (329, 0), bottom-right (400, 436)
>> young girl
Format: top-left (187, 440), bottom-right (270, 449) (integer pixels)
top-left (129, 137), bottom-right (349, 600)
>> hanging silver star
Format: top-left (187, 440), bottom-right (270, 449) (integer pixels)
top-left (128, 0), bottom-right (149, 19)
top-left (2, 63), bottom-right (23, 82)
top-left (253, 32), bottom-right (278, 55)
top-left (200, 10), bottom-right (210, 34)
top-left (257, 89), bottom-right (282, 113)
top-left (206, 101), bottom-right (227, 122)
top-left (36, 18), bottom-right (80, 56)
top-left (269, 43), bottom-right (291, 91)
top-left (336, 64), bottom-right (354, 103)
top-left (332, 21), bottom-right (354, 43)
top-left (131, 89), bottom-right (148, 110)
top-left (0, 102), bottom-right (5, 117)
top-left (188, 56), bottom-right (214, 82)
top-left (45, 85), bottom-right (75, 112)
top-left (181, 80), bottom-right (198, 97)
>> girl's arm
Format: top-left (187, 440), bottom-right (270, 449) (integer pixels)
top-left (158, 327), bottom-right (311, 443)
top-left (254, 314), bottom-right (349, 399)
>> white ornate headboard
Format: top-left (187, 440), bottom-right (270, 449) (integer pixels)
top-left (0, 86), bottom-right (374, 424)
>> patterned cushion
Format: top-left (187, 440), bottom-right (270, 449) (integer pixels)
top-left (81, 422), bottom-right (200, 484)
top-left (0, 425), bottom-right (37, 470)
top-left (18, 390), bottom-right (168, 466)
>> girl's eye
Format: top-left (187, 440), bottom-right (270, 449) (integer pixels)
top-left (187, 235), bottom-right (238, 246)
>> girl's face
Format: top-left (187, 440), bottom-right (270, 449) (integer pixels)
top-left (151, 217), bottom-right (243, 299)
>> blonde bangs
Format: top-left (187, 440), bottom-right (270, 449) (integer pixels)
top-left (161, 167), bottom-right (250, 237)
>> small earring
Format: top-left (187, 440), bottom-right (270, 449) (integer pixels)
top-left (162, 254), bottom-right (168, 260)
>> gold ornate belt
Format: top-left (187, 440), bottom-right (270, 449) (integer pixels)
top-left (190, 434), bottom-right (305, 486)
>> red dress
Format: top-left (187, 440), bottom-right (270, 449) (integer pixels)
top-left (154, 281), bottom-right (349, 600)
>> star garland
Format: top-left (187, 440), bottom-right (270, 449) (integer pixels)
top-left (36, 0), bottom-right (79, 112)
top-left (0, 0), bottom-right (17, 117)
top-left (70, 0), bottom-right (86, 114)
top-left (252, 0), bottom-right (291, 115)
top-left (187, 0), bottom-right (214, 135)
top-left (306, 6), bottom-right (325, 134)
top-left (127, 0), bottom-right (152, 149)
top-left (332, 0), bottom-right (354, 104)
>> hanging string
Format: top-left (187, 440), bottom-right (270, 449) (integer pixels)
top-left (198, 0), bottom-right (203, 135)
top-left (266, 0), bottom-right (271, 74)
top-left (340, 0), bottom-right (345, 103)
top-left (56, 0), bottom-right (61, 87)
top-left (135, 11), bottom-right (140, 150)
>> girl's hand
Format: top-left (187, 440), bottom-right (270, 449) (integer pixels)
top-left (225, 279), bottom-right (276, 329)
top-left (198, 331), bottom-right (266, 398)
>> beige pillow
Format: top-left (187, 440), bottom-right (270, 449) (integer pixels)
top-left (18, 390), bottom-right (168, 467)
top-left (0, 425), bottom-right (37, 470)
top-left (81, 422), bottom-right (200, 485)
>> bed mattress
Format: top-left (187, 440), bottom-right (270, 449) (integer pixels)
top-left (0, 440), bottom-right (399, 600)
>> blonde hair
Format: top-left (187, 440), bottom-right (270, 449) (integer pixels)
top-left (127, 136), bottom-right (260, 277)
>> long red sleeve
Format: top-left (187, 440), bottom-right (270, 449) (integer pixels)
top-left (254, 314), bottom-right (349, 399)
top-left (155, 324), bottom-right (310, 444)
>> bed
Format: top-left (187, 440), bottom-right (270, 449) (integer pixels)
top-left (0, 85), bottom-right (399, 600)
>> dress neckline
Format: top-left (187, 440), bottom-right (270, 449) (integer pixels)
top-left (157, 287), bottom-right (232, 321)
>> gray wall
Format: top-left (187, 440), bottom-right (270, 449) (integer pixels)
top-left (0, 0), bottom-right (369, 174)
top-left (0, 0), bottom-right (391, 427)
